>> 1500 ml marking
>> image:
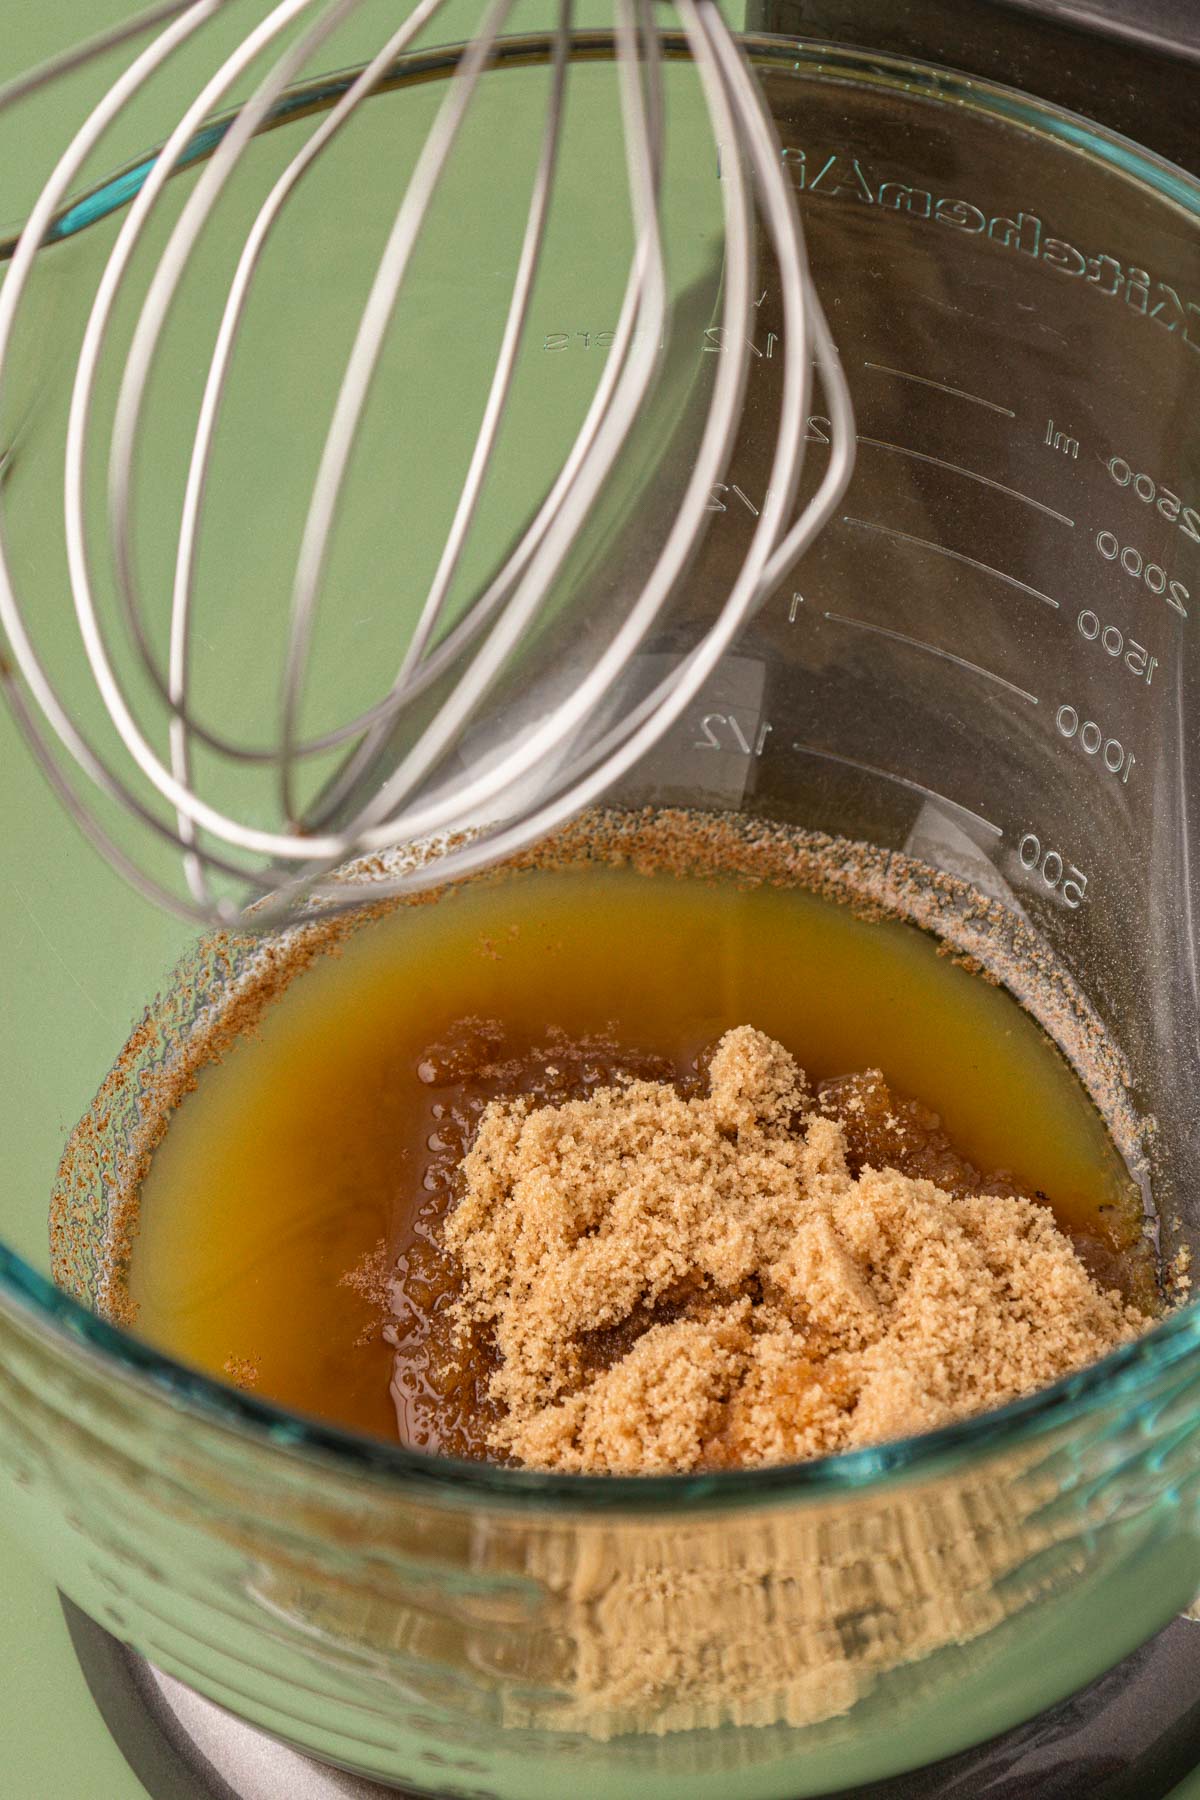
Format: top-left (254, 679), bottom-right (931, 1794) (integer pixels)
top-left (1076, 609), bottom-right (1158, 685)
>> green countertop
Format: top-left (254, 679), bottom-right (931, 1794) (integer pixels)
top-left (5, 1506), bottom-right (1200, 1800)
top-left (2, 7), bottom-right (1198, 1800)
top-left (2, 1520), bottom-right (148, 1798)
top-left (0, 17), bottom-right (641, 1800)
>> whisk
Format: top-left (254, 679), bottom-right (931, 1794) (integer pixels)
top-left (0, 0), bottom-right (854, 926)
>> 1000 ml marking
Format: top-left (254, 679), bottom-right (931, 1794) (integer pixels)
top-left (1056, 704), bottom-right (1135, 782)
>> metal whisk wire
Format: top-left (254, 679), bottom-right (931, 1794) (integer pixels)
top-left (0, 0), bottom-right (855, 925)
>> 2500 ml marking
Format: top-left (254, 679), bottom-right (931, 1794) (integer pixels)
top-left (1106, 455), bottom-right (1200, 548)
top-left (1018, 833), bottom-right (1088, 909)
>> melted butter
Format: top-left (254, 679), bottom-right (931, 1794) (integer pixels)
top-left (126, 864), bottom-right (1150, 1445)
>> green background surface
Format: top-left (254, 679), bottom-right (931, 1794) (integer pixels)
top-left (5, 1526), bottom-right (1200, 1798)
top-left (1, 5), bottom-right (1198, 1799)
top-left (0, 5), bottom-right (716, 1797)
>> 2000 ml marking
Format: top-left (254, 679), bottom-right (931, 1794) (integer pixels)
top-left (1095, 530), bottom-right (1189, 616)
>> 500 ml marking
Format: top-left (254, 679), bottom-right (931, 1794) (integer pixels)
top-left (1056, 704), bottom-right (1135, 782)
top-left (1095, 529), bottom-right (1189, 616)
top-left (1077, 609), bottom-right (1158, 684)
top-left (693, 713), bottom-right (773, 756)
top-left (1018, 833), bottom-right (1088, 908)
top-left (1106, 455), bottom-right (1200, 548)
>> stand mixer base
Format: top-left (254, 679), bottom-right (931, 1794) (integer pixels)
top-left (62, 1596), bottom-right (1200, 1800)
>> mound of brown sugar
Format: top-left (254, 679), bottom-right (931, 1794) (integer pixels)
top-left (444, 1027), bottom-right (1151, 1474)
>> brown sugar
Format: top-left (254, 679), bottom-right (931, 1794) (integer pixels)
top-left (74, 811), bottom-right (1156, 1454)
top-left (444, 1026), bottom-right (1151, 1473)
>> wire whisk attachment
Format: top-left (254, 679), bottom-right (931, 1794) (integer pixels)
top-left (0, 0), bottom-right (853, 925)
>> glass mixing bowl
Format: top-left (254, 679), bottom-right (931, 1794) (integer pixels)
top-left (2, 32), bottom-right (1200, 1799)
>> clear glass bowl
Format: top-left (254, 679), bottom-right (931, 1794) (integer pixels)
top-left (2, 34), bottom-right (1200, 1798)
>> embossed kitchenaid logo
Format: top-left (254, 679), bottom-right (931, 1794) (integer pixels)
top-left (717, 144), bottom-right (1200, 353)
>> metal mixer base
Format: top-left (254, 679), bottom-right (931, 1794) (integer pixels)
top-left (62, 1595), bottom-right (1200, 1800)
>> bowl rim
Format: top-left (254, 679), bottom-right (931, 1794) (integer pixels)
top-left (6, 1233), bottom-right (1199, 1510)
top-left (4, 28), bottom-right (1200, 1512)
top-left (11, 27), bottom-right (1200, 260)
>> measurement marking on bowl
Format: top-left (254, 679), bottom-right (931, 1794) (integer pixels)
top-left (823, 612), bottom-right (1040, 705)
top-left (842, 516), bottom-right (1062, 609)
top-left (791, 741), bottom-right (1003, 838)
top-left (855, 437), bottom-right (1074, 527)
top-left (862, 362), bottom-right (1016, 417)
